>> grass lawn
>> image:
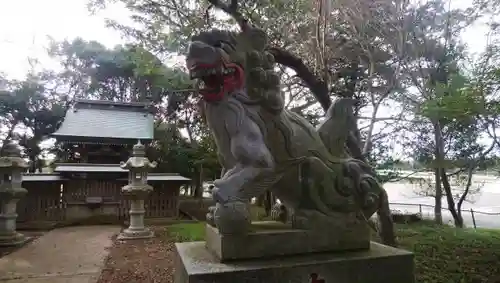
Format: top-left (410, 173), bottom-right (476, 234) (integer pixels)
top-left (166, 220), bottom-right (500, 283)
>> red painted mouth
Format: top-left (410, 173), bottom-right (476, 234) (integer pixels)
top-left (189, 61), bottom-right (244, 102)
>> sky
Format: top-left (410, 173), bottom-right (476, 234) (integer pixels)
top-left (0, 0), bottom-right (132, 79)
top-left (0, 0), bottom-right (493, 159)
top-left (0, 0), bottom-right (490, 80)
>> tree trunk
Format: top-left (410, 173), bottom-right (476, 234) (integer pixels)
top-left (455, 208), bottom-right (465, 228)
top-left (256, 194), bottom-right (265, 207)
top-left (28, 155), bottom-right (40, 173)
top-left (263, 190), bottom-right (273, 216)
top-left (433, 122), bottom-right (444, 225)
top-left (454, 165), bottom-right (475, 228)
top-left (193, 165), bottom-right (204, 198)
top-left (440, 169), bottom-right (462, 227)
top-left (433, 120), bottom-right (464, 227)
top-left (362, 100), bottom-right (381, 156)
top-left (193, 183), bottom-right (203, 198)
top-left (433, 168), bottom-right (443, 224)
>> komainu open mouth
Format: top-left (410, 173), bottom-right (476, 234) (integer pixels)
top-left (189, 63), bottom-right (239, 98)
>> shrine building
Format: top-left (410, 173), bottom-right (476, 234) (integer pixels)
top-left (17, 99), bottom-right (190, 224)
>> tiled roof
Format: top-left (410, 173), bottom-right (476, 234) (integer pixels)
top-left (21, 173), bottom-right (190, 182)
top-left (145, 173), bottom-right (191, 182)
top-left (22, 174), bottom-right (67, 182)
top-left (53, 164), bottom-right (191, 182)
top-left (54, 163), bottom-right (127, 173)
top-left (52, 99), bottom-right (154, 141)
top-left (118, 173), bottom-right (191, 182)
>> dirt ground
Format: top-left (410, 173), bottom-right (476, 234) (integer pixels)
top-left (97, 227), bottom-right (176, 283)
top-left (0, 226), bottom-right (119, 283)
top-left (0, 232), bottom-right (43, 258)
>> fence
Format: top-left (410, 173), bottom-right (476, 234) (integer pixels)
top-left (389, 202), bottom-right (500, 229)
top-left (176, 193), bottom-right (500, 229)
top-left (15, 178), bottom-right (183, 226)
top-left (178, 197), bottom-right (214, 220)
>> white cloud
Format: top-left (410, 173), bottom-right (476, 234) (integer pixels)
top-left (0, 0), bottom-right (131, 79)
top-left (0, 0), bottom-right (491, 79)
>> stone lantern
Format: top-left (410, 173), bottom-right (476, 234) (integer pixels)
top-left (0, 141), bottom-right (29, 246)
top-left (117, 141), bottom-right (157, 240)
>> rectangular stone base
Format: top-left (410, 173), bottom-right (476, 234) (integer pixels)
top-left (206, 221), bottom-right (370, 261)
top-left (175, 241), bottom-right (414, 283)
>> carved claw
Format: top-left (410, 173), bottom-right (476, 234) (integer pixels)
top-left (212, 186), bottom-right (230, 203)
top-left (213, 201), bottom-right (251, 235)
top-left (212, 179), bottom-right (244, 203)
top-left (206, 205), bottom-right (216, 226)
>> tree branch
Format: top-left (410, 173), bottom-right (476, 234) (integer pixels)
top-left (456, 165), bottom-right (474, 213)
top-left (206, 0), bottom-right (250, 31)
top-left (357, 116), bottom-right (418, 123)
top-left (268, 47), bottom-right (330, 111)
top-left (386, 169), bottom-right (428, 183)
top-left (289, 100), bottom-right (317, 113)
top-left (206, 0), bottom-right (331, 112)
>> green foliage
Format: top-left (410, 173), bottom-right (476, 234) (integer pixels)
top-left (0, 73), bottom-right (68, 170)
top-left (393, 223), bottom-right (500, 283)
top-left (149, 122), bottom-right (219, 180)
top-left (82, 0), bottom-right (500, 204)
top-left (419, 73), bottom-right (483, 123)
top-left (166, 222), bottom-right (205, 242)
top-left (150, 123), bottom-right (193, 177)
top-left (48, 38), bottom-right (184, 104)
top-left (43, 37), bottom-right (222, 179)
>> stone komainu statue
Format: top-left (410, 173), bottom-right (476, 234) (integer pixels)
top-left (185, 25), bottom-right (395, 246)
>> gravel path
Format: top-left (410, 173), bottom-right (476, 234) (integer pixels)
top-left (97, 227), bottom-right (176, 283)
top-left (0, 226), bottom-right (119, 283)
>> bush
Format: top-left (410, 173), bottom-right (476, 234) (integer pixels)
top-left (391, 209), bottom-right (422, 224)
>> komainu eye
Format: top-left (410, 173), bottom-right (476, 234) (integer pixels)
top-left (214, 41), bottom-right (235, 53)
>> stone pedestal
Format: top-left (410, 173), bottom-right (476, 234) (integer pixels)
top-left (117, 197), bottom-right (154, 240)
top-left (175, 222), bottom-right (414, 283)
top-left (205, 221), bottom-right (370, 262)
top-left (175, 241), bottom-right (414, 283)
top-left (0, 198), bottom-right (29, 247)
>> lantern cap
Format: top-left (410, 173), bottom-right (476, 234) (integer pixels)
top-left (0, 141), bottom-right (29, 168)
top-left (3, 141), bottom-right (21, 157)
top-left (119, 140), bottom-right (157, 170)
top-left (132, 140), bottom-right (146, 157)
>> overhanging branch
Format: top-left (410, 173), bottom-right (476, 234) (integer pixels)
top-left (268, 47), bottom-right (330, 111)
top-left (204, 0), bottom-right (330, 112)
top-left (205, 0), bottom-right (250, 31)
